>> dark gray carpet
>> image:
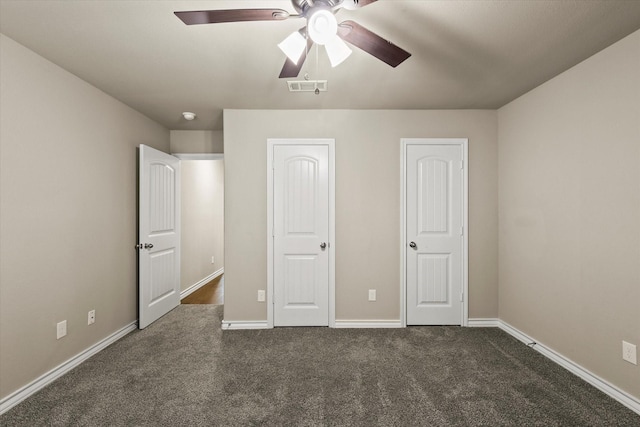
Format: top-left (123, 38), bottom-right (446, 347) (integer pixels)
top-left (1, 305), bottom-right (638, 426)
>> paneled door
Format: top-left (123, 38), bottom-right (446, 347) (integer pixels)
top-left (138, 145), bottom-right (181, 329)
top-left (404, 139), bottom-right (467, 325)
top-left (270, 141), bottom-right (333, 327)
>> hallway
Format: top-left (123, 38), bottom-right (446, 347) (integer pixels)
top-left (182, 275), bottom-right (224, 305)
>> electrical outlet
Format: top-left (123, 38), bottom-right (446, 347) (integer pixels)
top-left (622, 341), bottom-right (637, 365)
top-left (211, 256), bottom-right (215, 264)
top-left (368, 289), bottom-right (376, 301)
top-left (88, 310), bottom-right (96, 325)
top-left (257, 290), bottom-right (266, 302)
top-left (56, 320), bottom-right (67, 339)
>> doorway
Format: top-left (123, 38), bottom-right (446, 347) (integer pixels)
top-left (176, 154), bottom-right (225, 305)
top-left (401, 138), bottom-right (468, 326)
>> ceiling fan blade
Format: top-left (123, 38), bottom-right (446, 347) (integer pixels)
top-left (175, 9), bottom-right (290, 25)
top-left (337, 20), bottom-right (411, 67)
top-left (279, 37), bottom-right (314, 79)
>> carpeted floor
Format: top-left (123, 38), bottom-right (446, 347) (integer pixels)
top-left (1, 305), bottom-right (638, 426)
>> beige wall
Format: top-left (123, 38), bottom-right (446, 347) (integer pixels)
top-left (223, 109), bottom-right (498, 322)
top-left (170, 130), bottom-right (223, 153)
top-left (0, 35), bottom-right (169, 400)
top-left (180, 160), bottom-right (224, 292)
top-left (498, 30), bottom-right (640, 398)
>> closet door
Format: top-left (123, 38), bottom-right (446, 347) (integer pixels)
top-left (405, 140), bottom-right (466, 325)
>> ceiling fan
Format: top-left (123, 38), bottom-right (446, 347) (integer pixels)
top-left (174, 0), bottom-right (411, 78)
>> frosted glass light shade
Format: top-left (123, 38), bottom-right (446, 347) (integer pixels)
top-left (324, 36), bottom-right (352, 67)
top-left (278, 31), bottom-right (307, 64)
top-left (307, 9), bottom-right (337, 45)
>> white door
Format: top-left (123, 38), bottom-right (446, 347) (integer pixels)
top-left (272, 143), bottom-right (330, 327)
top-left (405, 140), bottom-right (466, 325)
top-left (138, 145), bottom-right (181, 329)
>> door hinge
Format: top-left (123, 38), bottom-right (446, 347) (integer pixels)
top-left (460, 160), bottom-right (464, 170)
top-left (460, 226), bottom-right (464, 236)
top-left (460, 292), bottom-right (464, 302)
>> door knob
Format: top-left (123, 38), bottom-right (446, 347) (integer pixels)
top-left (320, 242), bottom-right (327, 249)
top-left (144, 243), bottom-right (154, 249)
top-left (409, 241), bottom-right (417, 249)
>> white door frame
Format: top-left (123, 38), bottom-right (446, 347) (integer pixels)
top-left (400, 138), bottom-right (469, 327)
top-left (267, 138), bottom-right (336, 328)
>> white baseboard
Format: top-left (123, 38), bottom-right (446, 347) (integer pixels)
top-left (221, 320), bottom-right (403, 329)
top-left (180, 268), bottom-right (224, 300)
top-left (0, 321), bottom-right (137, 416)
top-left (468, 318), bottom-right (500, 327)
top-left (470, 318), bottom-right (640, 416)
top-left (221, 320), bottom-right (269, 330)
top-left (334, 320), bottom-right (403, 328)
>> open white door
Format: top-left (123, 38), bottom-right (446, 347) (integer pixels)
top-left (138, 145), bottom-right (181, 329)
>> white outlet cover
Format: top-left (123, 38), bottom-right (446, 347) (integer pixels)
top-left (622, 341), bottom-right (637, 365)
top-left (368, 289), bottom-right (376, 301)
top-left (257, 290), bottom-right (266, 302)
top-left (56, 320), bottom-right (67, 339)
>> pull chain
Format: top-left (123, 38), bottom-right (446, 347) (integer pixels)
top-left (315, 44), bottom-right (320, 95)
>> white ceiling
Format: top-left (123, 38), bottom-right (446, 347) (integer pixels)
top-left (1, 0), bottom-right (639, 130)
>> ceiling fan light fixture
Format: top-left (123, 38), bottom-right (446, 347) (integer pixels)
top-left (278, 31), bottom-right (307, 64)
top-left (307, 9), bottom-right (337, 45)
top-left (174, 2), bottom-right (412, 78)
top-left (324, 36), bottom-right (352, 67)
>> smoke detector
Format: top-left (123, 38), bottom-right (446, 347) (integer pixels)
top-left (182, 112), bottom-right (196, 120)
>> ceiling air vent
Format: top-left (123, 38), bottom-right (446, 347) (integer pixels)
top-left (287, 80), bottom-right (328, 92)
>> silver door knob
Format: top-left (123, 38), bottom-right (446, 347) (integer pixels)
top-left (320, 242), bottom-right (327, 249)
top-left (135, 244), bottom-right (143, 249)
top-left (409, 241), bottom-right (417, 249)
top-left (144, 243), bottom-right (154, 249)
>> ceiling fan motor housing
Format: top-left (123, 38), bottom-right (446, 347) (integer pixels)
top-left (292, 0), bottom-right (341, 16)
